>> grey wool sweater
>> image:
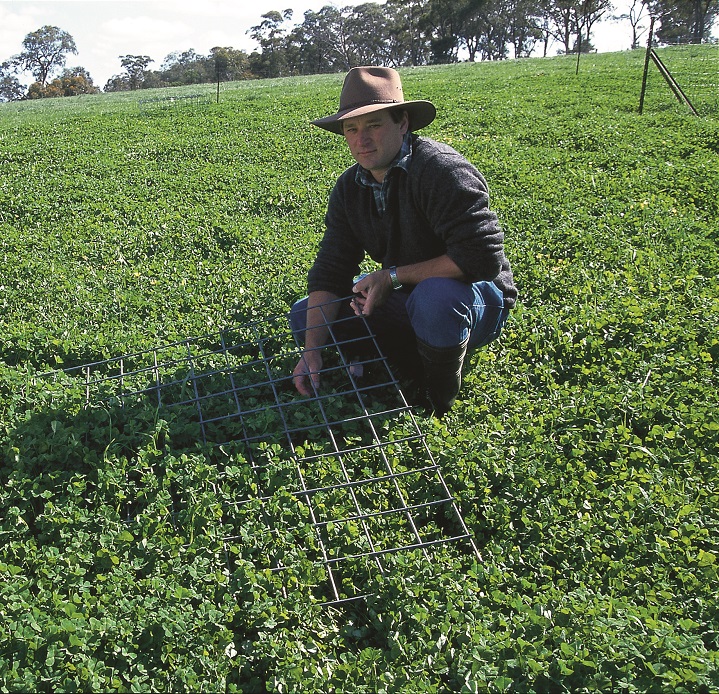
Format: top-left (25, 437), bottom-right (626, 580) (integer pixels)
top-left (307, 134), bottom-right (517, 308)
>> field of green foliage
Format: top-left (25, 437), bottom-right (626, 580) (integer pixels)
top-left (1, 46), bottom-right (718, 691)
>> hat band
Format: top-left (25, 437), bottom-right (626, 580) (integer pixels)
top-left (340, 98), bottom-right (402, 111)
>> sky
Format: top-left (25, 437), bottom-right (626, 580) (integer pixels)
top-left (1, 0), bottom-right (650, 90)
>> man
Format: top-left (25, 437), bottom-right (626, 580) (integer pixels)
top-left (290, 66), bottom-right (517, 416)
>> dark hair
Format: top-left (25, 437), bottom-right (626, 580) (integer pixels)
top-left (389, 107), bottom-right (409, 124)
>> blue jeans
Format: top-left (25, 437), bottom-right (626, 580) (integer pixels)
top-left (289, 278), bottom-right (509, 354)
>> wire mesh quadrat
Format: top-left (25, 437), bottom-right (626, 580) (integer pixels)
top-left (43, 297), bottom-right (480, 604)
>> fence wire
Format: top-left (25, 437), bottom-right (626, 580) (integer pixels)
top-left (40, 297), bottom-right (480, 604)
top-left (647, 45), bottom-right (719, 115)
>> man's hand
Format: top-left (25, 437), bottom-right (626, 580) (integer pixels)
top-left (351, 268), bottom-right (393, 316)
top-left (292, 349), bottom-right (323, 396)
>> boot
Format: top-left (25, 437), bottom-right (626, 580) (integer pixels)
top-left (416, 336), bottom-right (470, 417)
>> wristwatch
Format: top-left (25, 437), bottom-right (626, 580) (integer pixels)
top-left (389, 266), bottom-right (402, 290)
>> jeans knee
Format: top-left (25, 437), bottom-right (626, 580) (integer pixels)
top-left (288, 297), bottom-right (309, 342)
top-left (407, 278), bottom-right (470, 322)
top-left (407, 278), bottom-right (474, 347)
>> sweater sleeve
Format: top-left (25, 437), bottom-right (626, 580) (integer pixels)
top-left (411, 141), bottom-right (505, 283)
top-left (306, 171), bottom-right (365, 297)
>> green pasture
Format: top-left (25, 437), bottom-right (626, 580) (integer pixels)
top-left (0, 47), bottom-right (718, 691)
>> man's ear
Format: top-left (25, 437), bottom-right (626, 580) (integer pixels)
top-left (400, 110), bottom-right (410, 134)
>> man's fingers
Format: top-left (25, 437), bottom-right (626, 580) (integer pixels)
top-left (293, 356), bottom-right (321, 396)
top-left (294, 374), bottom-right (316, 397)
top-left (293, 374), bottom-right (309, 396)
top-left (351, 296), bottom-right (365, 315)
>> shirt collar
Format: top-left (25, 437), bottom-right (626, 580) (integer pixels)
top-left (355, 132), bottom-right (413, 189)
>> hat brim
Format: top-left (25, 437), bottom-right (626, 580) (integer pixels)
top-left (311, 100), bottom-right (436, 135)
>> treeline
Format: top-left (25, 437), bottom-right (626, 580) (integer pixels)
top-left (1, 0), bottom-right (717, 100)
top-left (103, 49), bottom-right (253, 92)
top-left (109, 0), bottom-right (719, 89)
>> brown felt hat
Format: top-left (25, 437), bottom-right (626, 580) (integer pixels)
top-left (311, 66), bottom-right (436, 135)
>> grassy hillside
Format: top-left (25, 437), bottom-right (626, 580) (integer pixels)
top-left (0, 48), bottom-right (718, 691)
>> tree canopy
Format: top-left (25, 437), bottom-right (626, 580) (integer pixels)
top-left (14, 25), bottom-right (78, 87)
top-left (648, 0), bottom-right (719, 43)
top-left (0, 24), bottom-right (99, 101)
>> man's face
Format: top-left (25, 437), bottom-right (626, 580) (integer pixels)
top-left (342, 109), bottom-right (409, 183)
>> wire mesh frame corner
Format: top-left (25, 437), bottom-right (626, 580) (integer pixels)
top-left (41, 297), bottom-right (480, 605)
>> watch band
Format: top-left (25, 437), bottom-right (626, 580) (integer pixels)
top-left (389, 266), bottom-right (402, 290)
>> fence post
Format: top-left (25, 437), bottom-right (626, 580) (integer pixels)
top-left (638, 17), bottom-right (655, 114)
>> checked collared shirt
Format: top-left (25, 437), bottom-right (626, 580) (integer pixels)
top-left (355, 132), bottom-right (413, 217)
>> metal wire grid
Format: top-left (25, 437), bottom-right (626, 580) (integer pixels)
top-left (42, 297), bottom-right (479, 604)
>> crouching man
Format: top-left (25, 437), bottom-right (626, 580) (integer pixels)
top-left (290, 66), bottom-right (516, 416)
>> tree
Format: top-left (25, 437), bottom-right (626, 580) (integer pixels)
top-left (246, 0), bottom-right (653, 75)
top-left (539, 0), bottom-right (609, 55)
top-left (541, 0), bottom-right (579, 54)
top-left (13, 25), bottom-right (77, 87)
top-left (104, 74), bottom-right (130, 92)
top-left (574, 0), bottom-right (614, 54)
top-left (160, 49), bottom-right (215, 85)
top-left (507, 0), bottom-right (544, 57)
top-left (446, 0), bottom-right (487, 62)
top-left (474, 0), bottom-right (513, 60)
top-left (286, 6), bottom-right (347, 75)
top-left (61, 67), bottom-right (99, 95)
top-left (422, 0), bottom-right (464, 63)
top-left (612, 0), bottom-right (651, 49)
top-left (345, 3), bottom-right (401, 67)
top-left (648, 0), bottom-right (719, 43)
top-left (385, 0), bottom-right (432, 66)
top-left (120, 55), bottom-right (154, 90)
top-left (0, 60), bottom-right (25, 101)
top-left (249, 10), bottom-right (293, 78)
top-left (213, 49), bottom-right (230, 82)
top-left (209, 47), bottom-right (251, 81)
top-left (0, 74), bottom-right (25, 102)
top-left (27, 66), bottom-right (100, 98)
top-left (104, 55), bottom-right (154, 92)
